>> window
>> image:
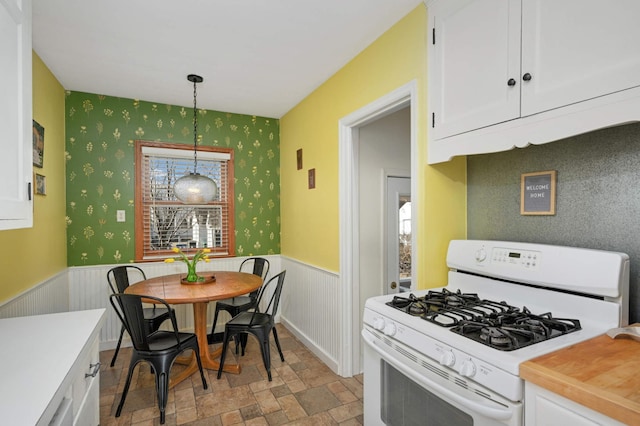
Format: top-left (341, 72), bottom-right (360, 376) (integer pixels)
top-left (135, 141), bottom-right (235, 260)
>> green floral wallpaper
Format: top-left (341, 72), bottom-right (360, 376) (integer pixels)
top-left (65, 91), bottom-right (280, 266)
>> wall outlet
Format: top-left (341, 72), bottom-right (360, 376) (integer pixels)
top-left (116, 210), bottom-right (125, 222)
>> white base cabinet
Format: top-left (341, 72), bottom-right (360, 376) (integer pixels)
top-left (426, 0), bottom-right (640, 163)
top-left (525, 382), bottom-right (625, 426)
top-left (0, 309), bottom-right (105, 426)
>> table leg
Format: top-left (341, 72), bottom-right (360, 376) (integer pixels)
top-left (170, 301), bottom-right (242, 388)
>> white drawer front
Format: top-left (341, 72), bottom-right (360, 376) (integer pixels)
top-left (71, 336), bottom-right (100, 424)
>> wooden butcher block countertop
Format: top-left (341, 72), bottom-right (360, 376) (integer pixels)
top-left (520, 328), bottom-right (640, 425)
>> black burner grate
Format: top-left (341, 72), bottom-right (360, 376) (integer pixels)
top-left (386, 290), bottom-right (581, 351)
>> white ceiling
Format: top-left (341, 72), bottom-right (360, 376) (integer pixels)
top-left (32, 0), bottom-right (423, 118)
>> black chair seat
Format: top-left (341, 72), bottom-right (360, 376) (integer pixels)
top-left (216, 295), bottom-right (253, 310)
top-left (145, 330), bottom-right (198, 352)
top-left (227, 311), bottom-right (272, 328)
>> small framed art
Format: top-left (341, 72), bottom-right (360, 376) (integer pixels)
top-left (35, 173), bottom-right (46, 196)
top-left (308, 168), bottom-right (316, 189)
top-left (297, 149), bottom-right (303, 170)
top-left (32, 120), bottom-right (45, 168)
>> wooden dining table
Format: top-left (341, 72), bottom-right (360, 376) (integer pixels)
top-left (125, 271), bottom-right (262, 387)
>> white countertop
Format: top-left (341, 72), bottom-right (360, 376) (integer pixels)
top-left (0, 309), bottom-right (105, 425)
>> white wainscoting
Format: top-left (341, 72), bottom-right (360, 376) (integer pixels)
top-left (0, 255), bottom-right (343, 375)
top-left (280, 257), bottom-right (340, 374)
top-left (0, 270), bottom-right (69, 319)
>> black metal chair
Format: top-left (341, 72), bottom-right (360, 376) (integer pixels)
top-left (208, 257), bottom-right (270, 348)
top-left (217, 270), bottom-right (286, 381)
top-left (107, 265), bottom-right (172, 367)
top-left (109, 293), bottom-right (208, 424)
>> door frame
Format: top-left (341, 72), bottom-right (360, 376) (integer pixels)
top-left (338, 80), bottom-right (418, 375)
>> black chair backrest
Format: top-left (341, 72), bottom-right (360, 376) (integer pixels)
top-left (253, 270), bottom-right (286, 320)
top-left (240, 257), bottom-right (270, 281)
top-left (108, 265), bottom-right (147, 294)
top-left (109, 293), bottom-right (178, 352)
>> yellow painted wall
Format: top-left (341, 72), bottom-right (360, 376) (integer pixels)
top-left (280, 4), bottom-right (466, 287)
top-left (0, 52), bottom-right (66, 303)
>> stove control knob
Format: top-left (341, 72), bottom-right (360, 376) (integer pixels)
top-left (373, 317), bottom-right (385, 331)
top-left (475, 248), bottom-right (487, 263)
top-left (439, 350), bottom-right (456, 367)
top-left (459, 359), bottom-right (477, 378)
top-left (384, 322), bottom-right (397, 336)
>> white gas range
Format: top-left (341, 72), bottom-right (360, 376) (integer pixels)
top-left (362, 240), bottom-right (629, 426)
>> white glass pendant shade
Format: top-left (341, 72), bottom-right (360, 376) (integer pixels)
top-left (174, 172), bottom-right (218, 204)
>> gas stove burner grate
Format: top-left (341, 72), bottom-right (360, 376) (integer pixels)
top-left (451, 310), bottom-right (582, 351)
top-left (386, 289), bottom-right (582, 351)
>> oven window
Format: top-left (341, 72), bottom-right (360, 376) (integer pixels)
top-left (381, 360), bottom-right (473, 426)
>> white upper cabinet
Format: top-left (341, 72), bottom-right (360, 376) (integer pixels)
top-left (520, 0), bottom-right (640, 116)
top-left (430, 0), bottom-right (521, 139)
top-left (0, 0), bottom-right (32, 229)
top-left (427, 0), bottom-right (640, 163)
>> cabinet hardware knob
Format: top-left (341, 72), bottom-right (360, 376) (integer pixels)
top-left (507, 78), bottom-right (516, 86)
top-left (522, 73), bottom-right (532, 81)
top-left (390, 281), bottom-right (397, 289)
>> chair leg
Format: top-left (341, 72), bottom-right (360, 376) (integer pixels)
top-left (110, 325), bottom-right (125, 367)
top-left (116, 356), bottom-right (139, 417)
top-left (255, 330), bottom-right (272, 381)
top-left (217, 330), bottom-right (232, 379)
top-left (210, 306), bottom-right (221, 338)
top-left (236, 334), bottom-right (248, 355)
top-left (193, 346), bottom-right (208, 389)
top-left (272, 327), bottom-right (285, 362)
top-left (155, 370), bottom-right (168, 425)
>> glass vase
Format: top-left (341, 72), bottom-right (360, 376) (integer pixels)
top-left (185, 262), bottom-right (199, 282)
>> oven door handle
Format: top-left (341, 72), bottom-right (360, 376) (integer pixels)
top-left (362, 329), bottom-right (514, 421)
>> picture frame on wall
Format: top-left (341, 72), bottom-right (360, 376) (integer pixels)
top-left (33, 120), bottom-right (45, 168)
top-left (520, 170), bottom-right (556, 215)
top-left (34, 173), bottom-right (46, 196)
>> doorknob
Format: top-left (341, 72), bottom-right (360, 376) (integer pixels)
top-left (390, 282), bottom-right (397, 289)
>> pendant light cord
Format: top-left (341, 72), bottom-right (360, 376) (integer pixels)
top-left (192, 77), bottom-right (198, 173)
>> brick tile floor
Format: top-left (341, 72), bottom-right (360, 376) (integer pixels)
top-left (99, 324), bottom-right (364, 425)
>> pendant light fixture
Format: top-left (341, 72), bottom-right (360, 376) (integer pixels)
top-left (173, 74), bottom-right (218, 204)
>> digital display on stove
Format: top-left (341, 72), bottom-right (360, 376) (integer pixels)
top-left (508, 252), bottom-right (521, 258)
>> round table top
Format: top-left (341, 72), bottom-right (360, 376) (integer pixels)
top-left (125, 271), bottom-right (262, 304)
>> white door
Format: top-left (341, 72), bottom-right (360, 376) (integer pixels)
top-left (386, 176), bottom-right (411, 294)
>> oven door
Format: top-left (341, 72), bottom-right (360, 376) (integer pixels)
top-left (362, 327), bottom-right (522, 426)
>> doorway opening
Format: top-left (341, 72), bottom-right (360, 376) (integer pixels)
top-left (338, 81), bottom-right (418, 376)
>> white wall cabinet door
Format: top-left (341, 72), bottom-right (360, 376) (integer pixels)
top-left (430, 0), bottom-right (521, 140)
top-left (521, 0), bottom-right (640, 116)
top-left (0, 0), bottom-right (32, 230)
top-left (428, 0), bottom-right (640, 157)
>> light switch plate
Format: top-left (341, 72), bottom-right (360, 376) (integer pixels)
top-left (116, 210), bottom-right (126, 222)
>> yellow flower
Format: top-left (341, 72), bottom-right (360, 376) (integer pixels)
top-left (165, 246), bottom-right (210, 268)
